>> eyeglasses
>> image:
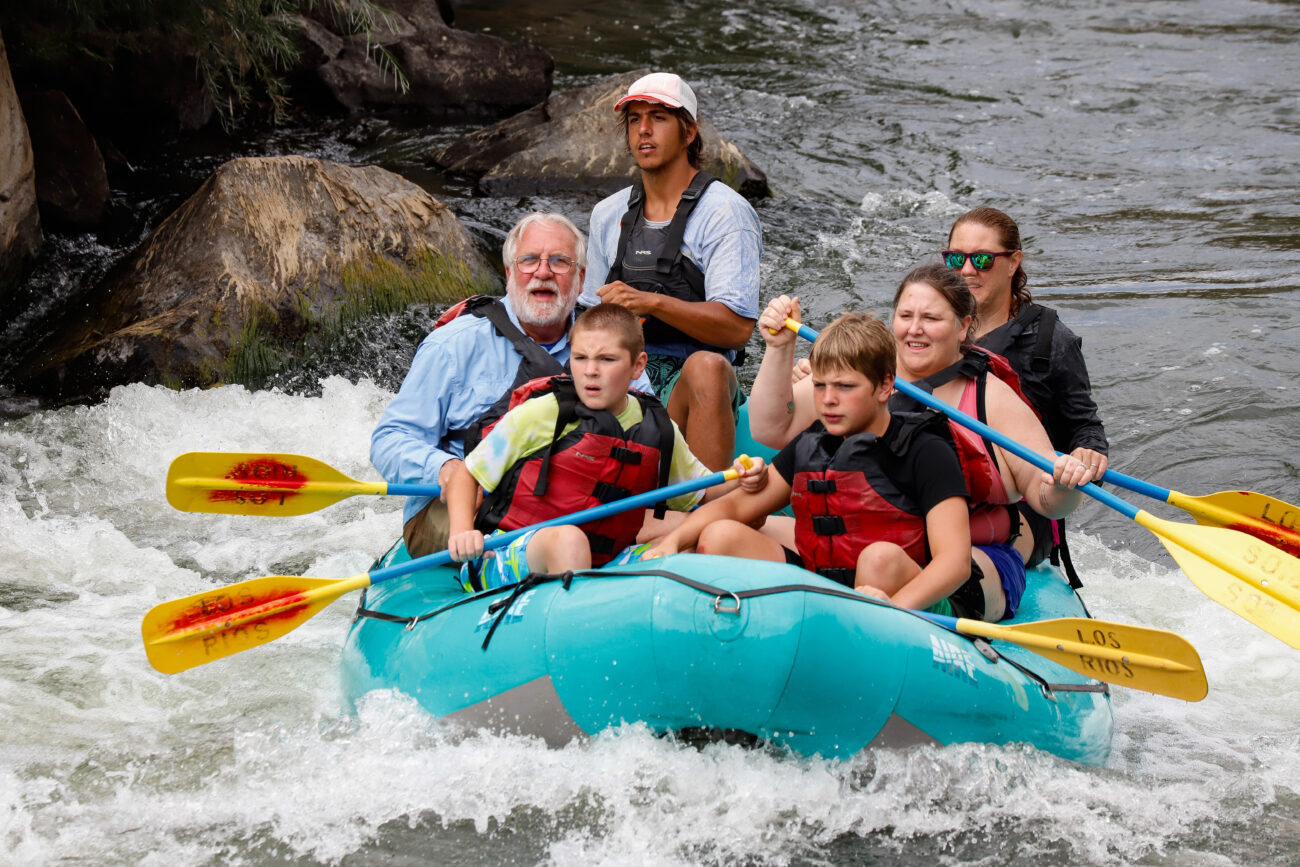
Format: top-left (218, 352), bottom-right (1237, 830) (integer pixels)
top-left (513, 254), bottom-right (577, 274)
top-left (942, 250), bottom-right (1016, 271)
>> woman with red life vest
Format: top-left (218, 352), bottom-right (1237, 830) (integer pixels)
top-left (748, 266), bottom-right (1089, 620)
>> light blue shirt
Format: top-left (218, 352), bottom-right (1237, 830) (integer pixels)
top-left (582, 180), bottom-right (762, 359)
top-left (370, 296), bottom-right (654, 525)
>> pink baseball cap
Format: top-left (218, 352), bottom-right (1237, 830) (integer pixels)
top-left (614, 72), bottom-right (698, 122)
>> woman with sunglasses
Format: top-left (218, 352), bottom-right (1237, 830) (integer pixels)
top-left (945, 207), bottom-right (1108, 581)
top-left (748, 266), bottom-right (1089, 621)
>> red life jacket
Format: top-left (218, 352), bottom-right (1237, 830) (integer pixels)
top-left (900, 346), bottom-right (1038, 545)
top-left (476, 375), bottom-right (674, 565)
top-left (434, 295), bottom-right (567, 451)
top-left (790, 413), bottom-right (949, 588)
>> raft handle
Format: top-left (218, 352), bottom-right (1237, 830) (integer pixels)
top-left (714, 592), bottom-right (742, 615)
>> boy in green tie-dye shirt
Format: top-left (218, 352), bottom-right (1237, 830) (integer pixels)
top-left (444, 305), bottom-right (765, 591)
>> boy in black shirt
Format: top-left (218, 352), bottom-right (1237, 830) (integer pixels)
top-left (646, 313), bottom-right (978, 614)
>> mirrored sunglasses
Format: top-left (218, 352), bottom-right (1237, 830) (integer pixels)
top-left (942, 250), bottom-right (1016, 271)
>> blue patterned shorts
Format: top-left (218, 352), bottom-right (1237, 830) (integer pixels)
top-left (459, 528), bottom-right (538, 593)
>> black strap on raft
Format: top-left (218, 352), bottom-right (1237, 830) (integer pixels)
top-left (1052, 517), bottom-right (1084, 589)
top-left (351, 567), bottom-right (1104, 697)
top-left (479, 570), bottom-right (576, 650)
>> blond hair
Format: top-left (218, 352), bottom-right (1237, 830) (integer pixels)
top-left (809, 312), bottom-right (895, 387)
top-left (571, 304), bottom-right (645, 360)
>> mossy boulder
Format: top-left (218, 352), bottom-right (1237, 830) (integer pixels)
top-left (13, 155), bottom-right (498, 401)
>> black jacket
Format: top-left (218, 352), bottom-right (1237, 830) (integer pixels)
top-left (975, 303), bottom-right (1108, 456)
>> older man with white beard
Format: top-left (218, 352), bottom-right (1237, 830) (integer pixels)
top-left (371, 212), bottom-right (654, 558)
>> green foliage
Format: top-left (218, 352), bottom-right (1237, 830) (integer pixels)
top-left (223, 301), bottom-right (288, 386)
top-left (338, 249), bottom-right (488, 321)
top-left (0, 0), bottom-right (410, 128)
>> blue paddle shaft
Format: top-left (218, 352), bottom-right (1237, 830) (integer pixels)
top-left (914, 610), bottom-right (958, 630)
top-left (386, 483), bottom-right (443, 497)
top-left (368, 468), bottom-right (733, 586)
top-left (1086, 464), bottom-right (1172, 504)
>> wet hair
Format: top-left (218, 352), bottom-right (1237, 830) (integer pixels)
top-left (809, 312), bottom-right (895, 388)
top-left (571, 303), bottom-right (645, 360)
top-left (617, 103), bottom-right (705, 169)
top-left (893, 262), bottom-right (978, 348)
top-left (948, 206), bottom-right (1031, 314)
top-left (502, 212), bottom-right (587, 271)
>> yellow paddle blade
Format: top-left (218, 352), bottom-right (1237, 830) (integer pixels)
top-left (141, 574), bottom-right (371, 673)
top-left (1169, 489), bottom-right (1300, 558)
top-left (954, 616), bottom-right (1208, 701)
top-left (166, 452), bottom-right (386, 517)
top-left (1137, 510), bottom-right (1300, 650)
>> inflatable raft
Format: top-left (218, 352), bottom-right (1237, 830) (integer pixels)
top-left (340, 545), bottom-right (1114, 765)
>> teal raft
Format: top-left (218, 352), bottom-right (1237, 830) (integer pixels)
top-left (341, 403), bottom-right (1112, 764)
top-left (340, 546), bottom-right (1114, 765)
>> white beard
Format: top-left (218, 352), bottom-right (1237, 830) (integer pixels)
top-left (512, 276), bottom-right (578, 330)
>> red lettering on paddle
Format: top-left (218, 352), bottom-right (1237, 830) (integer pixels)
top-left (207, 458), bottom-right (309, 505)
top-left (1225, 519), bottom-right (1300, 559)
top-left (166, 585), bottom-right (312, 641)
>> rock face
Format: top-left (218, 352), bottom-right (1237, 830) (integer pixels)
top-left (435, 70), bottom-right (771, 199)
top-left (23, 89), bottom-right (110, 228)
top-left (14, 156), bottom-right (498, 401)
top-left (0, 30), bottom-right (42, 301)
top-left (299, 0), bottom-right (553, 118)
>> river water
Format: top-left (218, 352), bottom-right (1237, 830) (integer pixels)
top-left (4, 0), bottom-right (1300, 863)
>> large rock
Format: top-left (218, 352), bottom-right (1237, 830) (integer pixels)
top-left (0, 30), bottom-right (42, 302)
top-left (300, 0), bottom-right (553, 118)
top-left (14, 155), bottom-right (498, 401)
top-left (22, 89), bottom-right (111, 228)
top-left (435, 70), bottom-right (771, 199)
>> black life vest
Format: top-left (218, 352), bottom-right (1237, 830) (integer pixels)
top-left (476, 375), bottom-right (675, 566)
top-left (790, 412), bottom-right (951, 588)
top-left (976, 303), bottom-right (1059, 380)
top-left (605, 171), bottom-right (732, 356)
top-left (893, 346), bottom-right (1035, 545)
top-left (975, 305), bottom-right (1087, 589)
top-left (434, 295), bottom-right (566, 451)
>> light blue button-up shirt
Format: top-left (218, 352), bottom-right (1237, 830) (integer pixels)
top-left (370, 296), bottom-right (654, 525)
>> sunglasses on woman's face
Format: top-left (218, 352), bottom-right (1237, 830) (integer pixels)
top-left (942, 250), bottom-right (1016, 271)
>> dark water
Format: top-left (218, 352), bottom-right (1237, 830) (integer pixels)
top-left (3, 0), bottom-right (1299, 863)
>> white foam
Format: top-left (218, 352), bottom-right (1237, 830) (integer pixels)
top-left (3, 383), bottom-right (1299, 864)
